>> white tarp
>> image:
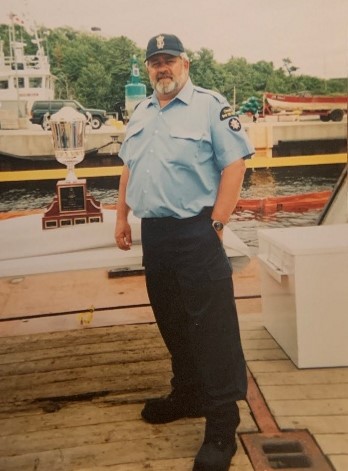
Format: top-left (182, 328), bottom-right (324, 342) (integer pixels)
top-left (0, 209), bottom-right (250, 277)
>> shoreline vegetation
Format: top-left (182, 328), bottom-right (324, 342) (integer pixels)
top-left (0, 23), bottom-right (346, 114)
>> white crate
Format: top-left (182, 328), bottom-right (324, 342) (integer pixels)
top-left (258, 224), bottom-right (348, 368)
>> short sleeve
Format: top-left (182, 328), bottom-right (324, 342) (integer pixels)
top-left (209, 97), bottom-right (255, 170)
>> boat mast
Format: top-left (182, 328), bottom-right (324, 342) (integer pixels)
top-left (8, 19), bottom-right (21, 116)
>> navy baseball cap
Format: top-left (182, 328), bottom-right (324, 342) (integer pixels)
top-left (145, 34), bottom-right (185, 61)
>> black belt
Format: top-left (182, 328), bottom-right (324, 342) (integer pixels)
top-left (143, 206), bottom-right (213, 224)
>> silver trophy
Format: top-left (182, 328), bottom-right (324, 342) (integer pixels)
top-left (42, 106), bottom-right (102, 229)
top-left (50, 106), bottom-right (87, 183)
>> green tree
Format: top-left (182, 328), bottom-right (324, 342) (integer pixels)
top-left (221, 57), bottom-right (255, 103)
top-left (282, 57), bottom-right (299, 76)
top-left (189, 48), bottom-right (226, 92)
top-left (75, 62), bottom-right (112, 109)
top-left (1, 22), bottom-right (346, 114)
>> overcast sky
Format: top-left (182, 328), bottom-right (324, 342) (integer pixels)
top-left (1, 0), bottom-right (347, 79)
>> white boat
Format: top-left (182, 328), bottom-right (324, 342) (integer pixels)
top-left (264, 92), bottom-right (347, 121)
top-left (318, 164), bottom-right (348, 225)
top-left (0, 14), bottom-right (55, 121)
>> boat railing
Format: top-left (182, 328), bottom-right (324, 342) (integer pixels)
top-left (2, 54), bottom-right (50, 72)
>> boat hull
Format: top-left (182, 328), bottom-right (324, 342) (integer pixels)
top-left (0, 120), bottom-right (346, 172)
top-left (265, 93), bottom-right (348, 112)
top-left (0, 126), bottom-right (124, 161)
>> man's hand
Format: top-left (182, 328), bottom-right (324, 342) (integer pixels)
top-left (115, 165), bottom-right (132, 251)
top-left (212, 158), bottom-right (246, 224)
top-left (115, 220), bottom-right (132, 251)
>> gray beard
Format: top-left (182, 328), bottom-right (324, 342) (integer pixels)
top-left (153, 78), bottom-right (177, 95)
top-left (151, 69), bottom-right (188, 96)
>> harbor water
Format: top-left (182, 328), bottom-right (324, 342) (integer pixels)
top-left (0, 163), bottom-right (345, 255)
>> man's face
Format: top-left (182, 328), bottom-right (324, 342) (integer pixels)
top-left (147, 54), bottom-right (189, 97)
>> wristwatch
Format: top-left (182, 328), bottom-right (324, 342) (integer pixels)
top-left (212, 220), bottom-right (224, 232)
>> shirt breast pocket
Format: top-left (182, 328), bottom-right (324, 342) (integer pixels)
top-left (169, 128), bottom-right (207, 165)
top-left (122, 124), bottom-right (144, 164)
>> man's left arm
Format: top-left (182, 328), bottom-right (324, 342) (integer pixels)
top-left (211, 158), bottom-right (246, 238)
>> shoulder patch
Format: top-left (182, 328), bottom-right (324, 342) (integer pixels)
top-left (193, 85), bottom-right (226, 104)
top-left (228, 116), bottom-right (242, 132)
top-left (220, 106), bottom-right (234, 121)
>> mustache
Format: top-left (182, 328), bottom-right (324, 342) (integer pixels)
top-left (156, 73), bottom-right (173, 80)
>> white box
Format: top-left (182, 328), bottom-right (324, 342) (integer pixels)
top-left (258, 224), bottom-right (348, 368)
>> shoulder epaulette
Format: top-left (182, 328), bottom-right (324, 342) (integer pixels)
top-left (193, 86), bottom-right (226, 104)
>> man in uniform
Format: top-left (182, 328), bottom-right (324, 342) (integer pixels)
top-left (115, 33), bottom-right (254, 471)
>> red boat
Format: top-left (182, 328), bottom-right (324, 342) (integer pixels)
top-left (264, 92), bottom-right (347, 121)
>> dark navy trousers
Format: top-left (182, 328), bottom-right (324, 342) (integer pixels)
top-left (141, 208), bottom-right (247, 415)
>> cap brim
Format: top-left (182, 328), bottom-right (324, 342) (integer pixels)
top-left (145, 49), bottom-right (182, 61)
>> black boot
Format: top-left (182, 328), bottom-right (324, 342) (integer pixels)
top-left (193, 440), bottom-right (237, 471)
top-left (141, 389), bottom-right (204, 424)
top-left (193, 403), bottom-right (240, 471)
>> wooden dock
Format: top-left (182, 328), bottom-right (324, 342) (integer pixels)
top-left (0, 259), bottom-right (347, 470)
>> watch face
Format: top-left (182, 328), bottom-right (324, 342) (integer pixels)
top-left (213, 221), bottom-right (224, 231)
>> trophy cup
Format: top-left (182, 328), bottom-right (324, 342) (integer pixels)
top-left (42, 106), bottom-right (103, 229)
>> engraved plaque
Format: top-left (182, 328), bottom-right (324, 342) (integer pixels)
top-left (59, 185), bottom-right (86, 212)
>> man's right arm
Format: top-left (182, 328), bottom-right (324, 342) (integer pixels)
top-left (114, 165), bottom-right (132, 251)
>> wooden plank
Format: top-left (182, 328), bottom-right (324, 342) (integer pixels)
top-left (238, 320), bottom-right (264, 331)
top-left (248, 359), bottom-right (297, 373)
top-left (0, 339), bottom-right (168, 370)
top-left (240, 329), bottom-right (270, 340)
top-left (0, 401), bottom-right (256, 438)
top-left (233, 258), bottom-right (261, 297)
top-left (1, 311), bottom-right (346, 470)
top-left (0, 413), bottom-right (256, 457)
top-left (0, 328), bottom-right (173, 405)
top-left (0, 331), bottom-right (166, 356)
top-left (244, 349), bottom-right (288, 361)
top-left (0, 323), bottom-right (161, 352)
top-left (276, 415), bottom-right (348, 433)
top-left (0, 435), bottom-right (200, 471)
top-left (236, 298), bottom-right (262, 315)
top-left (0, 271), bottom-right (149, 318)
top-left (0, 371), bottom-right (173, 403)
top-left (254, 369), bottom-right (348, 385)
top-left (315, 434), bottom-right (348, 454)
top-left (71, 449), bottom-right (254, 470)
top-left (0, 426), bottom-right (252, 471)
top-left (0, 307), bottom-right (156, 337)
top-left (260, 384), bottom-right (348, 400)
top-left (241, 338), bottom-right (280, 350)
top-left (327, 454), bottom-right (348, 471)
top-left (0, 403), bottom-right (143, 436)
top-left (0, 358), bottom-right (172, 390)
top-left (268, 398), bottom-right (348, 416)
top-left (0, 419), bottom-right (204, 456)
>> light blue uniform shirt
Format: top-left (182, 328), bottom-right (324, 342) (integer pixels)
top-left (119, 79), bottom-right (254, 219)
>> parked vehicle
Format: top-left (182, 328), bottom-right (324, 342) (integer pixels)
top-left (30, 100), bottom-right (108, 130)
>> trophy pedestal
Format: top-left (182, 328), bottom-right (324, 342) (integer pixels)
top-left (42, 179), bottom-right (103, 230)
